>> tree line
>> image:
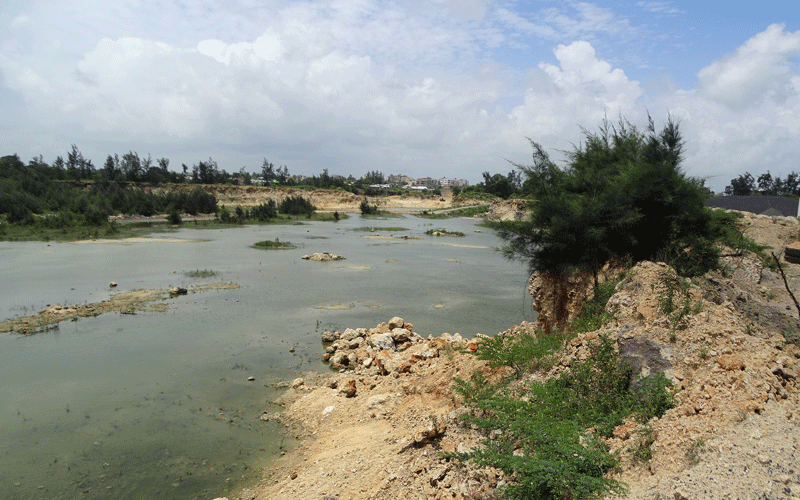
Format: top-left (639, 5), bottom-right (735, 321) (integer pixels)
top-left (724, 171), bottom-right (800, 197)
top-left (0, 153), bottom-right (217, 230)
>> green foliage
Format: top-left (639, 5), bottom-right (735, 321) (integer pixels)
top-left (631, 426), bottom-right (655, 463)
top-left (184, 269), bottom-right (216, 278)
top-left (425, 228), bottom-right (465, 237)
top-left (360, 199), bottom-right (379, 215)
top-left (251, 200), bottom-right (278, 221)
top-left (569, 280), bottom-right (618, 334)
top-left (473, 331), bottom-right (563, 378)
top-left (279, 195), bottom-right (315, 216)
top-left (454, 333), bottom-right (676, 500)
top-left (495, 116), bottom-right (722, 279)
top-left (253, 238), bottom-right (296, 250)
top-left (167, 210), bottom-right (182, 224)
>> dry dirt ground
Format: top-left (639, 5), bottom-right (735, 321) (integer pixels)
top-left (160, 185), bottom-right (464, 213)
top-left (218, 210), bottom-right (800, 500)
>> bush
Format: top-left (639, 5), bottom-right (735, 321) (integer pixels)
top-left (167, 210), bottom-right (182, 224)
top-left (250, 200), bottom-right (278, 221)
top-left (359, 199), bottom-right (379, 215)
top-left (496, 116), bottom-right (721, 279)
top-left (279, 195), bottom-right (315, 216)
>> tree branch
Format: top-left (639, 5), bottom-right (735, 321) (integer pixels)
top-left (771, 251), bottom-right (800, 319)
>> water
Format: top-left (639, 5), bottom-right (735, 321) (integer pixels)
top-left (0, 215), bottom-right (531, 499)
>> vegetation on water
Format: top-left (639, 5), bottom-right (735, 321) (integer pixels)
top-left (184, 269), bottom-right (217, 278)
top-left (453, 277), bottom-right (676, 500)
top-left (416, 205), bottom-right (490, 219)
top-left (253, 238), bottom-right (296, 250)
top-left (425, 228), bottom-right (465, 237)
top-left (492, 115), bottom-right (746, 280)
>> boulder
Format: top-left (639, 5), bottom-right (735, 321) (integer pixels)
top-left (390, 327), bottom-right (413, 343)
top-left (388, 316), bottom-right (405, 329)
top-left (370, 332), bottom-right (395, 351)
top-left (321, 330), bottom-right (338, 342)
top-left (339, 379), bottom-right (357, 397)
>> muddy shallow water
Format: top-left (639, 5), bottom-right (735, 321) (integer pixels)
top-left (0, 215), bottom-right (531, 500)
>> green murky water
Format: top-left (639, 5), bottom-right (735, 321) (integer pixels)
top-left (0, 215), bottom-right (531, 499)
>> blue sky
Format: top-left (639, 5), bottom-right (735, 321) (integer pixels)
top-left (1, 1), bottom-right (799, 193)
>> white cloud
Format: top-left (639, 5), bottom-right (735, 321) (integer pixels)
top-left (658, 25), bottom-right (800, 191)
top-left (697, 24), bottom-right (800, 109)
top-left (505, 41), bottom-right (642, 141)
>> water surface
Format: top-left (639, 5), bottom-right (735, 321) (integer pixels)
top-left (0, 215), bottom-right (531, 499)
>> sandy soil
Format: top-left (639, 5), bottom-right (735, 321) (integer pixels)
top-left (157, 185), bottom-right (463, 213)
top-left (0, 282), bottom-right (240, 334)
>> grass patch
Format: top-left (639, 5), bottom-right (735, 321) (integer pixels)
top-left (252, 238), bottom-right (296, 250)
top-left (425, 228), bottom-right (465, 237)
top-left (184, 269), bottom-right (216, 278)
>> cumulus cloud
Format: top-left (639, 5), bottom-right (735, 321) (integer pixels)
top-left (505, 41), bottom-right (642, 143)
top-left (697, 24), bottom-right (800, 109)
top-left (663, 25), bottom-right (800, 191)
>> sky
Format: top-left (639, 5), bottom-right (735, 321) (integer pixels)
top-left (1, 1), bottom-right (799, 193)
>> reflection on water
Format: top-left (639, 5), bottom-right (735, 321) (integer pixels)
top-left (0, 215), bottom-right (531, 499)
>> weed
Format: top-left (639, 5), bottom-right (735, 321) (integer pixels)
top-left (686, 438), bottom-right (706, 465)
top-left (184, 269), bottom-right (216, 278)
top-left (473, 331), bottom-right (563, 378)
top-left (569, 280), bottom-right (619, 334)
top-left (658, 271), bottom-right (701, 331)
top-left (631, 426), bottom-right (655, 463)
top-left (698, 347), bottom-right (708, 360)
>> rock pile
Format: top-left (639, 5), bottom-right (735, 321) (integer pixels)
top-left (321, 316), bottom-right (472, 375)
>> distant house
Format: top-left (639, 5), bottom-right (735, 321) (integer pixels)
top-left (414, 177), bottom-right (439, 189)
top-left (706, 195), bottom-right (800, 217)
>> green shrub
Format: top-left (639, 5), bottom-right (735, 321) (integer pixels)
top-left (453, 333), bottom-right (675, 500)
top-left (167, 210), bottom-right (182, 224)
top-left (253, 238), bottom-right (296, 250)
top-left (279, 195), bottom-right (315, 216)
top-left (251, 200), bottom-right (278, 220)
top-left (474, 331), bottom-right (563, 379)
top-left (360, 199), bottom-right (379, 215)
